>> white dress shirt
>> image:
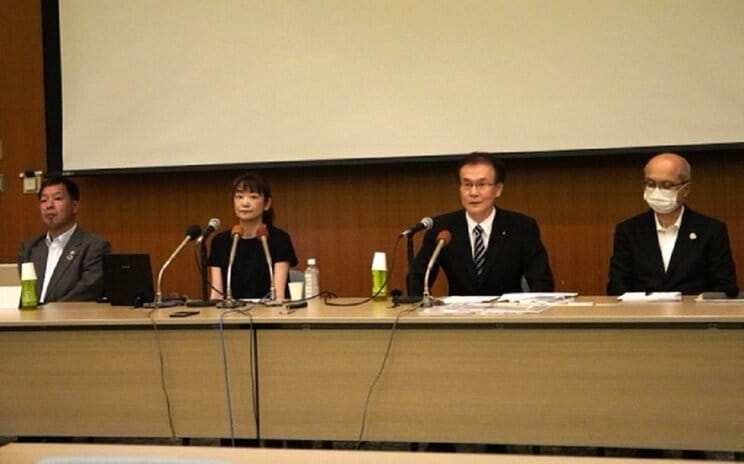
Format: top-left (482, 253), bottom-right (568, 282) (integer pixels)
top-left (40, 224), bottom-right (77, 303)
top-left (654, 207), bottom-right (684, 273)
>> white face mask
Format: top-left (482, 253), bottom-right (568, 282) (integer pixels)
top-left (643, 187), bottom-right (679, 214)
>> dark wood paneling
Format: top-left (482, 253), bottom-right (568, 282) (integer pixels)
top-left (0, 0), bottom-right (49, 263)
top-left (1, 2), bottom-right (742, 299)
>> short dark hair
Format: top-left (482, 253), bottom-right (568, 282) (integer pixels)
top-left (457, 152), bottom-right (506, 184)
top-left (231, 172), bottom-right (275, 226)
top-left (39, 176), bottom-right (80, 201)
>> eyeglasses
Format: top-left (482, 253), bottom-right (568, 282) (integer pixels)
top-left (643, 179), bottom-right (689, 190)
top-left (460, 182), bottom-right (496, 191)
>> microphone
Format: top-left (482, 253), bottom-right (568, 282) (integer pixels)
top-left (218, 225), bottom-right (244, 309)
top-left (195, 217), bottom-right (221, 245)
top-left (151, 224), bottom-right (202, 307)
top-left (400, 217), bottom-right (433, 237)
top-left (256, 225), bottom-right (281, 306)
top-left (422, 230), bottom-right (451, 308)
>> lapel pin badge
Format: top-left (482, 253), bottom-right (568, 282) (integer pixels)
top-left (66, 249), bottom-right (76, 261)
top-left (689, 232), bottom-right (697, 240)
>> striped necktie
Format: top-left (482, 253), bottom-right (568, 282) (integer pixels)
top-left (473, 224), bottom-right (485, 279)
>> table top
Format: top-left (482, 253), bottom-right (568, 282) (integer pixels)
top-left (1, 296), bottom-right (743, 328)
top-left (0, 443), bottom-right (707, 464)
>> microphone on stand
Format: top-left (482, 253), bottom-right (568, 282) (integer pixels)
top-left (148, 224), bottom-right (202, 308)
top-left (402, 216), bottom-right (434, 299)
top-left (256, 225), bottom-right (282, 306)
top-left (217, 225), bottom-right (244, 309)
top-left (421, 230), bottom-right (451, 308)
top-left (187, 217), bottom-right (222, 307)
top-left (400, 217), bottom-right (433, 237)
top-left (195, 217), bottom-right (221, 245)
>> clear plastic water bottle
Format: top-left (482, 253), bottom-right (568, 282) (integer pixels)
top-left (304, 258), bottom-right (319, 298)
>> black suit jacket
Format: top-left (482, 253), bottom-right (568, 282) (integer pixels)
top-left (607, 208), bottom-right (738, 295)
top-left (409, 209), bottom-right (554, 296)
top-left (17, 227), bottom-right (111, 302)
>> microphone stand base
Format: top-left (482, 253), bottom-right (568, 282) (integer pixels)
top-left (420, 293), bottom-right (444, 308)
top-left (186, 299), bottom-right (220, 308)
top-left (393, 295), bottom-right (423, 305)
top-left (143, 299), bottom-right (184, 309)
top-left (217, 299), bottom-right (244, 309)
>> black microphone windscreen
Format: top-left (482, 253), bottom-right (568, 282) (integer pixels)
top-left (185, 224), bottom-right (202, 240)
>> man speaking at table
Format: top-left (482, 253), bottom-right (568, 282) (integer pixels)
top-left (409, 153), bottom-right (554, 296)
top-left (607, 152), bottom-right (738, 295)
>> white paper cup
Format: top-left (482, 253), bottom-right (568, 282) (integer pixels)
top-left (371, 251), bottom-right (387, 271)
top-left (21, 262), bottom-right (37, 280)
top-left (288, 281), bottom-right (304, 301)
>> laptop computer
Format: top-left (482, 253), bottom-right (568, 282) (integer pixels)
top-left (103, 254), bottom-right (154, 306)
top-left (0, 263), bottom-right (21, 309)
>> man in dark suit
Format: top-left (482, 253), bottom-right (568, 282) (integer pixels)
top-left (607, 153), bottom-right (738, 295)
top-left (18, 176), bottom-right (111, 303)
top-left (409, 153), bottom-right (554, 296)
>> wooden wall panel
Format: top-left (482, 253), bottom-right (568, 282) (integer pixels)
top-left (0, 0), bottom-right (49, 263)
top-left (1, 2), bottom-right (742, 299)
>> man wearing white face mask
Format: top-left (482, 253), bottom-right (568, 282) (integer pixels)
top-left (607, 153), bottom-right (738, 295)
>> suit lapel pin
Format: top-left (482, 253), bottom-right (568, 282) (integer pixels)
top-left (501, 231), bottom-right (506, 236)
top-left (66, 249), bottom-right (76, 261)
top-left (689, 232), bottom-right (697, 240)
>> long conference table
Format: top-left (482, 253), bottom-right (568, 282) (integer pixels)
top-left (0, 297), bottom-right (742, 452)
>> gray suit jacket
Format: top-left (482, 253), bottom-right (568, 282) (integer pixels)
top-left (17, 227), bottom-right (111, 302)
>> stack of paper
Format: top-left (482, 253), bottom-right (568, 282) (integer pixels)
top-left (426, 293), bottom-right (581, 315)
top-left (617, 292), bottom-right (681, 302)
top-left (497, 292), bottom-right (578, 303)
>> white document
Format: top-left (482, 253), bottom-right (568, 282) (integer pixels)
top-left (0, 286), bottom-right (21, 310)
top-left (420, 303), bottom-right (549, 315)
top-left (427, 294), bottom-right (558, 315)
top-left (695, 292), bottom-right (744, 303)
top-left (441, 296), bottom-right (499, 304)
top-left (497, 292), bottom-right (578, 302)
top-left (618, 292), bottom-right (681, 302)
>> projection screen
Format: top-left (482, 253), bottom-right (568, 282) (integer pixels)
top-left (47, 0), bottom-right (744, 172)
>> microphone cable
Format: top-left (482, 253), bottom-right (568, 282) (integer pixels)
top-left (145, 306), bottom-right (176, 439)
top-left (217, 297), bottom-right (262, 447)
top-left (324, 235), bottom-right (403, 307)
top-left (354, 305), bottom-right (417, 449)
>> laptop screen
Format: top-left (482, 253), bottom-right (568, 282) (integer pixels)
top-left (103, 254), bottom-right (154, 306)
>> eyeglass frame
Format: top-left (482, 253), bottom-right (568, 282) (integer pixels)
top-left (460, 181), bottom-right (498, 191)
top-left (643, 179), bottom-right (689, 190)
